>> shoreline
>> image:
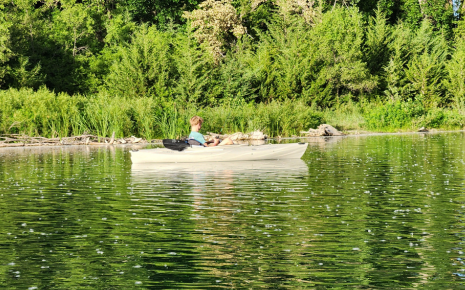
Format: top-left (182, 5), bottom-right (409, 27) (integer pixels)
top-left (1, 129), bottom-right (464, 149)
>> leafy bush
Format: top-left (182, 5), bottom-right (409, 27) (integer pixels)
top-left (364, 100), bottom-right (425, 131)
top-left (414, 108), bottom-right (465, 129)
top-left (0, 87), bottom-right (83, 137)
top-left (444, 39), bottom-right (465, 106)
top-left (364, 100), bottom-right (464, 131)
top-left (442, 110), bottom-right (465, 129)
top-left (309, 7), bottom-right (377, 100)
top-left (105, 24), bottom-right (175, 98)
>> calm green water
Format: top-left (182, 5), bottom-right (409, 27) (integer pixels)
top-left (1, 133), bottom-right (465, 289)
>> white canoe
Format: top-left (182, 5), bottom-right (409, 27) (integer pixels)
top-left (130, 143), bottom-right (308, 163)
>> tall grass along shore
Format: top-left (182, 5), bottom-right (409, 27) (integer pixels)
top-left (1, 88), bottom-right (464, 141)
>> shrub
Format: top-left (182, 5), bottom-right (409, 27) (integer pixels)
top-left (364, 100), bottom-right (425, 131)
top-left (413, 108), bottom-right (465, 129)
top-left (0, 87), bottom-right (83, 137)
top-left (105, 24), bottom-right (175, 98)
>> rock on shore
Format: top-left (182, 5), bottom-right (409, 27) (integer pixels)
top-left (301, 124), bottom-right (345, 137)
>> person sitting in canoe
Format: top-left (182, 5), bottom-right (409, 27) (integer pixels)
top-left (189, 116), bottom-right (233, 146)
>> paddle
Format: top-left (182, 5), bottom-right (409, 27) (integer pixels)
top-left (162, 139), bottom-right (191, 151)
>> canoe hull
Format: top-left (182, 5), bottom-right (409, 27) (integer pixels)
top-left (130, 143), bottom-right (308, 163)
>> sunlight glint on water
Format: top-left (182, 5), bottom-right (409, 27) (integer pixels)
top-left (1, 132), bottom-right (465, 288)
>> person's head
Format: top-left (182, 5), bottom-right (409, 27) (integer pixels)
top-left (190, 116), bottom-right (204, 131)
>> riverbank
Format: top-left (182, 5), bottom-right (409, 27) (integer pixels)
top-left (0, 88), bottom-right (465, 144)
top-left (1, 128), bottom-right (462, 149)
top-left (1, 88), bottom-right (464, 146)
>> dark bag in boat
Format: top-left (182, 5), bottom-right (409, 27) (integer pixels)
top-left (187, 139), bottom-right (202, 146)
top-left (162, 139), bottom-right (191, 151)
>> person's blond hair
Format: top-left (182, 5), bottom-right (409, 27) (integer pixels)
top-left (190, 116), bottom-right (204, 126)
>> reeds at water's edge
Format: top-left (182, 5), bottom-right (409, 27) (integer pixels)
top-left (1, 88), bottom-right (464, 140)
top-left (0, 88), bottom-right (325, 139)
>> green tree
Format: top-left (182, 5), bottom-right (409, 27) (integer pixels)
top-left (53, 3), bottom-right (96, 58)
top-left (382, 22), bottom-right (412, 101)
top-left (443, 39), bottom-right (465, 107)
top-left (1, 2), bottom-right (48, 89)
top-left (364, 6), bottom-right (392, 77)
top-left (206, 38), bottom-right (259, 104)
top-left (1, 0), bottom-right (108, 93)
top-left (105, 24), bottom-right (175, 98)
top-left (404, 19), bottom-right (449, 107)
top-left (253, 16), bottom-right (312, 101)
top-left (7, 56), bottom-right (42, 88)
top-left (183, 0), bottom-right (246, 62)
top-left (310, 7), bottom-right (376, 101)
top-left (117, 0), bottom-right (200, 28)
top-left (234, 0), bottom-right (276, 39)
top-left (172, 30), bottom-right (213, 103)
top-left (399, 0), bottom-right (454, 36)
top-left (0, 9), bottom-right (12, 86)
top-left (86, 10), bottom-right (137, 92)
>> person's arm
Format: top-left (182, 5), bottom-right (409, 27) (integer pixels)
top-left (203, 138), bottom-right (220, 147)
top-left (196, 133), bottom-right (219, 147)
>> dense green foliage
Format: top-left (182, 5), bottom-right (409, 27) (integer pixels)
top-left (0, 87), bottom-right (323, 138)
top-left (0, 0), bottom-right (464, 137)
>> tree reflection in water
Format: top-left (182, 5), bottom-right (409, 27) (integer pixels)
top-left (1, 133), bottom-right (465, 288)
